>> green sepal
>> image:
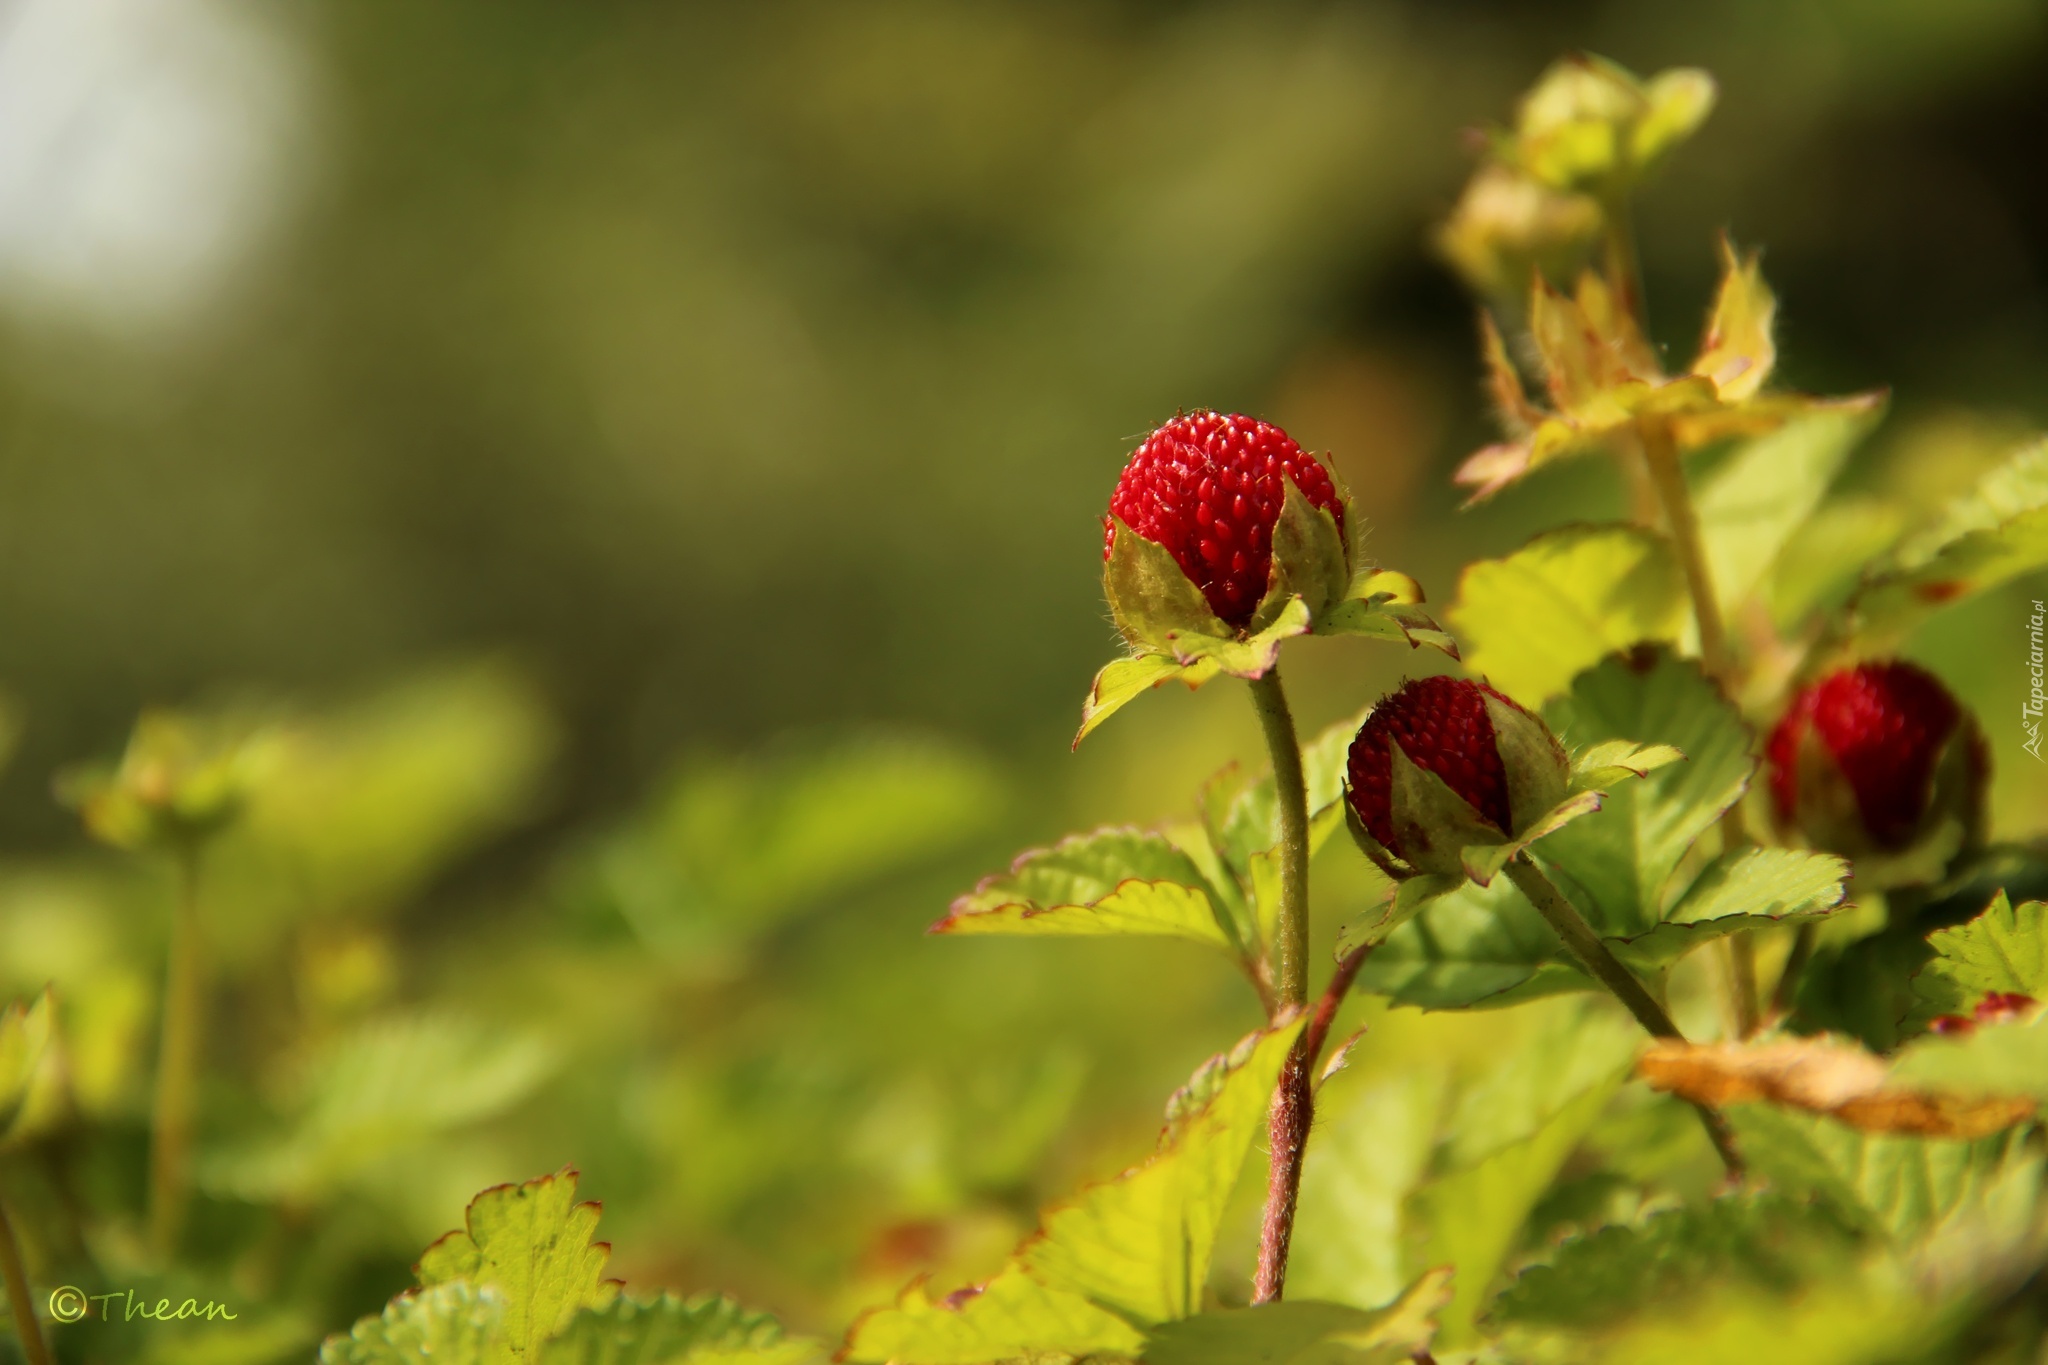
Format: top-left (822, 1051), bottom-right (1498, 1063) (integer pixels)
top-left (1251, 475), bottom-right (1351, 633)
top-left (1319, 569), bottom-right (1460, 657)
top-left (1461, 792), bottom-right (1605, 887)
top-left (1104, 516), bottom-right (1232, 655)
top-left (1335, 874), bottom-right (1467, 959)
top-left (1387, 741), bottom-right (1512, 880)
top-left (1076, 653), bottom-right (1223, 749)
top-left (1074, 601), bottom-right (1313, 747)
top-left (1484, 693), bottom-right (1569, 833)
top-left (1568, 739), bottom-right (1685, 792)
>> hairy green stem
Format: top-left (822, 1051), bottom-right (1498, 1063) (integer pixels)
top-left (1248, 669), bottom-right (1311, 1012)
top-left (1640, 417), bottom-right (1764, 1035)
top-left (0, 1199), bottom-right (51, 1365)
top-left (1505, 857), bottom-right (1744, 1175)
top-left (151, 849), bottom-right (205, 1258)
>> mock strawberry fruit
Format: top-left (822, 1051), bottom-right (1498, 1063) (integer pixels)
top-left (1344, 675), bottom-right (1569, 879)
top-left (1766, 660), bottom-right (1988, 879)
top-left (1102, 412), bottom-right (1353, 651)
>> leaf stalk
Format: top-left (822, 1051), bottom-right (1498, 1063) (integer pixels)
top-left (151, 847), bottom-right (205, 1258)
top-left (1504, 855), bottom-right (1743, 1175)
top-left (0, 1198), bottom-right (51, 1365)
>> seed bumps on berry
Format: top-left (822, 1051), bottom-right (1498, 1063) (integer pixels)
top-left (1347, 676), bottom-right (1520, 857)
top-left (1767, 661), bottom-right (1964, 849)
top-left (1105, 412), bottom-right (1344, 627)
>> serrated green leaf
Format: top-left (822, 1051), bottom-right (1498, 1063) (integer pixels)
top-left (935, 828), bottom-right (1237, 953)
top-left (1890, 1014), bottom-right (2048, 1103)
top-left (1728, 1106), bottom-right (2030, 1244)
top-left (321, 1282), bottom-right (506, 1365)
top-left (841, 1023), bottom-right (1303, 1363)
top-left (1024, 1025), bottom-right (1302, 1323)
top-left (1079, 653), bottom-right (1223, 747)
top-left (1352, 874), bottom-right (1588, 1009)
top-left (1609, 848), bottom-right (1846, 972)
top-left (1696, 403), bottom-right (1883, 618)
top-left (203, 1013), bottom-right (561, 1202)
top-left (1568, 739), bottom-right (1685, 793)
top-left (1765, 496), bottom-right (1909, 628)
top-left (1490, 1193), bottom-right (1857, 1333)
top-left (1827, 438), bottom-right (2048, 652)
top-left (1209, 708), bottom-right (1366, 945)
top-left (1905, 891), bottom-right (2048, 1032)
top-left (1413, 1006), bottom-right (1637, 1345)
top-left (1139, 1269), bottom-right (1452, 1365)
top-left (1539, 649), bottom-right (1753, 938)
top-left (540, 1293), bottom-right (817, 1365)
top-left (417, 1170), bottom-right (619, 1364)
top-left (1448, 524), bottom-right (1687, 706)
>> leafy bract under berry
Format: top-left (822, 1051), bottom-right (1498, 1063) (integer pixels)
top-left (1105, 411), bottom-right (1344, 628)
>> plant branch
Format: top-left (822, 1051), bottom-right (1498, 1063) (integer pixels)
top-left (0, 1198), bottom-right (51, 1365)
top-left (1248, 668), bottom-right (1311, 1012)
top-left (151, 846), bottom-right (206, 1258)
top-left (1253, 940), bottom-right (1373, 1304)
top-left (1504, 856), bottom-right (1743, 1176)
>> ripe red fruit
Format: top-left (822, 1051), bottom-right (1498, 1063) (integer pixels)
top-left (1346, 676), bottom-right (1521, 856)
top-left (1104, 412), bottom-right (1344, 627)
top-left (1765, 661), bottom-right (1978, 853)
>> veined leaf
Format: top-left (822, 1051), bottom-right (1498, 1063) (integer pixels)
top-left (1610, 848), bottom-right (1846, 972)
top-left (1351, 874), bottom-right (1586, 1010)
top-left (1538, 649), bottom-right (1753, 939)
top-left (1448, 525), bottom-right (1687, 707)
top-left (416, 1169), bottom-right (619, 1365)
top-left (1905, 891), bottom-right (2048, 1032)
top-left (1413, 1009), bottom-right (1636, 1344)
top-left (1490, 1193), bottom-right (1857, 1333)
top-left (540, 1293), bottom-right (817, 1365)
top-left (321, 1282), bottom-right (506, 1365)
top-left (203, 1012), bottom-right (561, 1202)
top-left (1696, 402), bottom-right (1883, 617)
top-left (1826, 437), bottom-right (2048, 653)
top-left (1726, 1106), bottom-right (2034, 1244)
top-left (935, 828), bottom-right (1237, 953)
top-left (841, 1022), bottom-right (1303, 1363)
top-left (1290, 1071), bottom-right (1448, 1309)
top-left (1139, 1269), bottom-right (1452, 1365)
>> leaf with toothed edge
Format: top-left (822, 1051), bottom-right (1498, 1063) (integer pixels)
top-left (933, 827), bottom-right (1241, 955)
top-left (415, 1169), bottom-right (619, 1365)
top-left (320, 1282), bottom-right (507, 1365)
top-left (840, 1022), bottom-right (1304, 1363)
top-left (539, 1292), bottom-right (818, 1365)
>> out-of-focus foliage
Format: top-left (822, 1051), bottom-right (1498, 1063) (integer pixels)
top-left (0, 4), bottom-right (2045, 1365)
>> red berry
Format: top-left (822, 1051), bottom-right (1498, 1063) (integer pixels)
top-left (1346, 676), bottom-right (1521, 856)
top-left (1928, 1014), bottom-right (1976, 1036)
top-left (1104, 412), bottom-right (1343, 628)
top-left (1765, 662), bottom-right (1964, 851)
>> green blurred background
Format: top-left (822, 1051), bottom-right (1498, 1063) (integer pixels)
top-left (2, 0), bottom-right (2048, 1354)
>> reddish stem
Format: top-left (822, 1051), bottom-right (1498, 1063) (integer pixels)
top-left (1252, 940), bottom-right (1373, 1303)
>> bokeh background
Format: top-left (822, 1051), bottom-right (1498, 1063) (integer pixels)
top-left (2, 0), bottom-right (2047, 1355)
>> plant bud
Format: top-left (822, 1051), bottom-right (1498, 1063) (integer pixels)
top-left (1344, 676), bottom-right (1569, 879)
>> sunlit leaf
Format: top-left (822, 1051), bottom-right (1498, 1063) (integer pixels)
top-left (1079, 653), bottom-right (1223, 747)
top-left (1139, 1269), bottom-right (1452, 1365)
top-left (540, 1293), bottom-right (817, 1365)
top-left (1290, 1071), bottom-right (1448, 1309)
top-left (1449, 525), bottom-right (1686, 707)
top-left (416, 1169), bottom-right (620, 1365)
top-left (204, 1013), bottom-right (561, 1202)
top-left (1351, 874), bottom-right (1586, 1009)
top-left (1726, 1106), bottom-right (2035, 1244)
top-left (1905, 891), bottom-right (2048, 1032)
top-left (321, 1282), bottom-right (505, 1365)
top-left (841, 1023), bottom-right (1302, 1363)
top-left (1696, 402), bottom-right (1883, 617)
top-left (1610, 848), bottom-right (1846, 971)
top-left (935, 828), bottom-right (1237, 953)
top-left (1490, 1193), bottom-right (1856, 1333)
top-left (1538, 649), bottom-right (1752, 939)
top-left (1689, 238), bottom-right (1776, 402)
